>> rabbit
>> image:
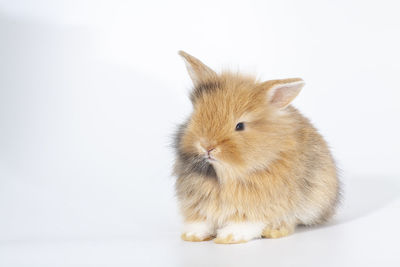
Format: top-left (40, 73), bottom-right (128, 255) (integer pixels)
top-left (173, 51), bottom-right (340, 244)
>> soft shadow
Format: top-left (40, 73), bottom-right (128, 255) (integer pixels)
top-left (297, 176), bottom-right (400, 233)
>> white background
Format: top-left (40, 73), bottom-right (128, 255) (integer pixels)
top-left (0, 0), bottom-right (399, 266)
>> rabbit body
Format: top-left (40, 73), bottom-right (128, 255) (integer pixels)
top-left (173, 51), bottom-right (340, 244)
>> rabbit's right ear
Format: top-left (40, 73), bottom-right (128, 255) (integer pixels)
top-left (178, 51), bottom-right (216, 86)
top-left (261, 78), bottom-right (305, 109)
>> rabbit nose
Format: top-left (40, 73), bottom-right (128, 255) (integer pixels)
top-left (207, 148), bottom-right (215, 154)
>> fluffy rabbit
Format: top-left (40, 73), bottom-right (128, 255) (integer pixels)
top-left (173, 51), bottom-right (340, 244)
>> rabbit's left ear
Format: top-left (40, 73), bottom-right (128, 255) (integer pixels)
top-left (178, 50), bottom-right (217, 86)
top-left (261, 78), bottom-right (305, 109)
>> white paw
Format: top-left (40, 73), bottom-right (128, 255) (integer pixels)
top-left (215, 222), bottom-right (265, 244)
top-left (181, 221), bottom-right (215, 242)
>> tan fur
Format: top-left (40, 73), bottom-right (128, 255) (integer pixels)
top-left (262, 222), bottom-right (294, 238)
top-left (214, 234), bottom-right (247, 244)
top-left (181, 233), bottom-right (214, 242)
top-left (173, 52), bottom-right (340, 243)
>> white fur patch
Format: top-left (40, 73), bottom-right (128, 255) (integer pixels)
top-left (217, 222), bottom-right (265, 242)
top-left (182, 221), bottom-right (215, 239)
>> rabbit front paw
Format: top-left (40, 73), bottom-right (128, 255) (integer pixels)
top-left (181, 221), bottom-right (215, 242)
top-left (214, 222), bottom-right (265, 244)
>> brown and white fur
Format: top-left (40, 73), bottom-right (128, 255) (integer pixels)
top-left (173, 51), bottom-right (340, 244)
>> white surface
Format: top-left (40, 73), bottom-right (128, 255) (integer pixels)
top-left (1, 177), bottom-right (399, 267)
top-left (1, 0), bottom-right (400, 266)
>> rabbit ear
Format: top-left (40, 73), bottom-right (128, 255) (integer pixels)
top-left (262, 78), bottom-right (305, 109)
top-left (178, 50), bottom-right (216, 85)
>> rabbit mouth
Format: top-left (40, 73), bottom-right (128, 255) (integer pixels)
top-left (206, 156), bottom-right (216, 162)
top-left (204, 152), bottom-right (217, 162)
top-left (177, 151), bottom-right (217, 178)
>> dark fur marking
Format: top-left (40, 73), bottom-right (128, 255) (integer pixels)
top-left (190, 81), bottom-right (222, 102)
top-left (173, 120), bottom-right (217, 179)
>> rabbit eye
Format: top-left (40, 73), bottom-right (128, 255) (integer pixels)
top-left (235, 122), bottom-right (245, 131)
